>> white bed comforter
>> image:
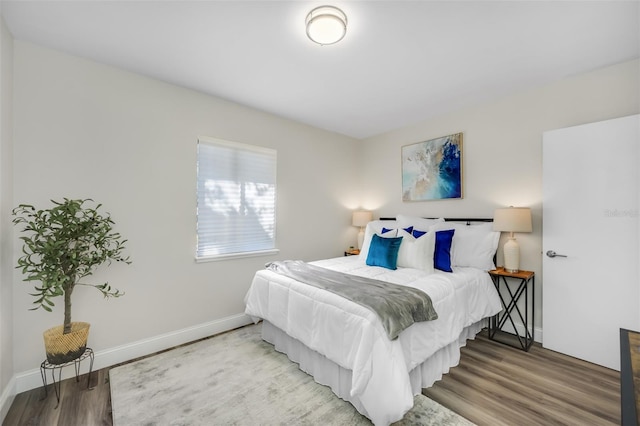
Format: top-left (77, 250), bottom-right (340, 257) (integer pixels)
top-left (244, 256), bottom-right (501, 425)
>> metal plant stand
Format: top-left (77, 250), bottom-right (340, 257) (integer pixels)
top-left (40, 347), bottom-right (94, 407)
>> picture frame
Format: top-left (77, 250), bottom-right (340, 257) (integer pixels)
top-left (401, 132), bottom-right (463, 201)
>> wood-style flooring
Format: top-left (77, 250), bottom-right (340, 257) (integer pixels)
top-left (3, 330), bottom-right (620, 426)
top-left (424, 332), bottom-right (619, 425)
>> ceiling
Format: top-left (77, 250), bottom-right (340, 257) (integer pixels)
top-left (1, 1), bottom-right (639, 139)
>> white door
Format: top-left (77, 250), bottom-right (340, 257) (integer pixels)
top-left (542, 114), bottom-right (639, 371)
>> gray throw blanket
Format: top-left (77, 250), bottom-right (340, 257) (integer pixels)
top-left (266, 260), bottom-right (438, 340)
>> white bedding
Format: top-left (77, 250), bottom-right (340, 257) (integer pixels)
top-left (244, 255), bottom-right (501, 425)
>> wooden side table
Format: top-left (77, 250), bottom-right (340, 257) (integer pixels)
top-left (488, 268), bottom-right (535, 351)
top-left (344, 248), bottom-right (360, 256)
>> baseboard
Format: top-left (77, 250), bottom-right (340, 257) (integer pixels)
top-left (0, 375), bottom-right (16, 424)
top-left (15, 313), bottom-right (254, 394)
top-left (10, 314), bottom-right (540, 395)
top-left (497, 321), bottom-right (543, 344)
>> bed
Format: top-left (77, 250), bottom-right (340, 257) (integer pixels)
top-left (244, 215), bottom-right (502, 425)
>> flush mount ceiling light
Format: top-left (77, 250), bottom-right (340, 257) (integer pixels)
top-left (305, 5), bottom-right (347, 45)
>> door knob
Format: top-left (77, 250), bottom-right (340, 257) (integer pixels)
top-left (546, 250), bottom-right (567, 258)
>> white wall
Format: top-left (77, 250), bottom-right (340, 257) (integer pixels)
top-left (0, 14), bottom-right (15, 421)
top-left (11, 41), bottom-right (361, 384)
top-left (360, 59), bottom-right (640, 336)
top-left (7, 37), bottom-right (639, 398)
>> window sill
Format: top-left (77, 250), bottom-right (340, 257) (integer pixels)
top-left (195, 249), bottom-right (280, 263)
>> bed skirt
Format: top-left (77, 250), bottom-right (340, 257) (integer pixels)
top-left (262, 319), bottom-right (486, 421)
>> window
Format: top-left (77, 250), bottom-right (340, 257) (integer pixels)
top-left (196, 137), bottom-right (277, 261)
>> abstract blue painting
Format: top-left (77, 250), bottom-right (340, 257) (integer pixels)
top-left (402, 133), bottom-right (463, 201)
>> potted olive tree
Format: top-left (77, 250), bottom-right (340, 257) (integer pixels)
top-left (13, 198), bottom-right (131, 364)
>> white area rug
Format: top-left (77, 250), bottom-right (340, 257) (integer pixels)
top-left (110, 323), bottom-right (475, 425)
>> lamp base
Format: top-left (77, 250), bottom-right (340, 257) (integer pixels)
top-left (357, 229), bottom-right (365, 250)
top-left (503, 237), bottom-right (520, 273)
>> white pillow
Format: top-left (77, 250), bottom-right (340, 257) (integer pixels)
top-left (430, 222), bottom-right (499, 270)
top-left (396, 215), bottom-right (444, 232)
top-left (359, 220), bottom-right (398, 261)
top-left (396, 228), bottom-right (435, 273)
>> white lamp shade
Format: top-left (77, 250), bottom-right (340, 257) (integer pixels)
top-left (352, 210), bottom-right (373, 227)
top-left (493, 207), bottom-right (532, 233)
top-left (305, 6), bottom-right (347, 45)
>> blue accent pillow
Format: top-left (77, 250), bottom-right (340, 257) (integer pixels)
top-left (366, 234), bottom-right (403, 270)
top-left (412, 229), bottom-right (427, 239)
top-left (434, 229), bottom-right (455, 272)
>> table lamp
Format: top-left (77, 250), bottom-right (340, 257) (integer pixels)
top-left (493, 207), bottom-right (532, 273)
top-left (352, 210), bottom-right (373, 249)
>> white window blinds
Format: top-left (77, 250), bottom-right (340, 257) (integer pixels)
top-left (196, 137), bottom-right (277, 260)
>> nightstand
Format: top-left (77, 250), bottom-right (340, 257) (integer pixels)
top-left (488, 268), bottom-right (535, 351)
top-left (344, 248), bottom-right (360, 256)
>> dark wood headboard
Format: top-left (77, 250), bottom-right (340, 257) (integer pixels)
top-left (380, 217), bottom-right (493, 225)
top-left (379, 217), bottom-right (497, 265)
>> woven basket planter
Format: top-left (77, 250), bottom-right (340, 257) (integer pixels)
top-left (43, 322), bottom-right (90, 365)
